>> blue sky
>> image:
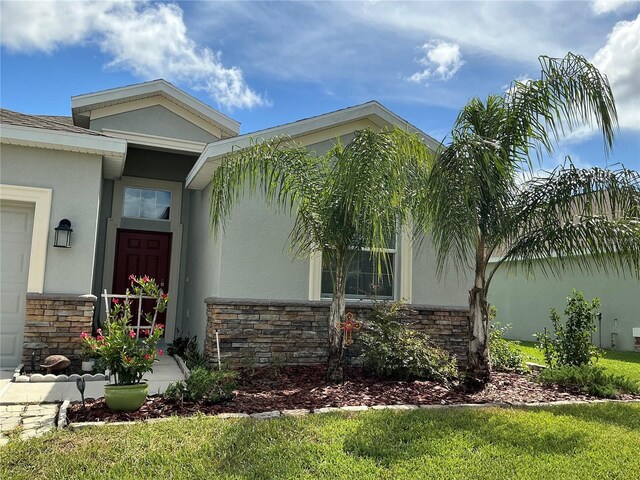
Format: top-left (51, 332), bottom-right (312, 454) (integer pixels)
top-left (1, 0), bottom-right (638, 173)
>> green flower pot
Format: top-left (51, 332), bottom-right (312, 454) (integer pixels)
top-left (104, 383), bottom-right (149, 412)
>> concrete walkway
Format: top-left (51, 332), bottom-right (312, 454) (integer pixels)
top-left (0, 354), bottom-right (185, 404)
top-left (0, 404), bottom-right (58, 445)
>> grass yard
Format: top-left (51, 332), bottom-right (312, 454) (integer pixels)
top-left (2, 403), bottom-right (640, 480)
top-left (512, 340), bottom-right (640, 382)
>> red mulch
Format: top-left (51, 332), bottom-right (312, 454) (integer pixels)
top-left (67, 365), bottom-right (638, 423)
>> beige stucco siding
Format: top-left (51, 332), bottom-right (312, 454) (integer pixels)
top-left (411, 239), bottom-right (470, 307)
top-left (488, 258), bottom-right (640, 351)
top-left (0, 144), bottom-right (102, 294)
top-left (90, 105), bottom-right (220, 143)
top-left (181, 184), bottom-right (223, 344)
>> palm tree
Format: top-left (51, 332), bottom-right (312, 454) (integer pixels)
top-left (422, 52), bottom-right (640, 386)
top-left (209, 128), bottom-right (431, 382)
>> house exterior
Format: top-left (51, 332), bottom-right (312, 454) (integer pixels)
top-left (0, 80), bottom-right (471, 369)
top-left (488, 257), bottom-right (640, 352)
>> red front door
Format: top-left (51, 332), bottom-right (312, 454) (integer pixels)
top-left (113, 229), bottom-right (172, 330)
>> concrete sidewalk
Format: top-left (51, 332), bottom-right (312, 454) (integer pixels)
top-left (0, 354), bottom-right (185, 404)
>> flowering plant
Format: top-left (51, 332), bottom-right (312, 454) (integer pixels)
top-left (81, 275), bottom-right (169, 385)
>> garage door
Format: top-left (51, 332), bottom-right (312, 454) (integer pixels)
top-left (0, 201), bottom-right (34, 368)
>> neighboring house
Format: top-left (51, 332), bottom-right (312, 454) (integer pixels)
top-left (488, 257), bottom-right (640, 352)
top-left (0, 79), bottom-right (471, 369)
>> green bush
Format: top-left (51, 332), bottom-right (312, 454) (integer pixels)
top-left (167, 336), bottom-right (208, 370)
top-left (489, 322), bottom-right (528, 373)
top-left (360, 302), bottom-right (458, 383)
top-left (164, 367), bottom-right (237, 403)
top-left (536, 289), bottom-right (601, 368)
top-left (536, 364), bottom-right (639, 398)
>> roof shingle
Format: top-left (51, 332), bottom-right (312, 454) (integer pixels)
top-left (0, 109), bottom-right (106, 136)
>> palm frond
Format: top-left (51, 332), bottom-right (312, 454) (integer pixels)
top-left (494, 164), bottom-right (640, 282)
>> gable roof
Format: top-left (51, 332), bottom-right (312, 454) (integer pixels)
top-left (1, 109), bottom-right (105, 136)
top-left (186, 100), bottom-right (440, 190)
top-left (1, 108), bottom-right (127, 179)
top-left (71, 79), bottom-right (240, 137)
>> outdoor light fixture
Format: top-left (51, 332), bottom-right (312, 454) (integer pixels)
top-left (54, 219), bottom-right (73, 248)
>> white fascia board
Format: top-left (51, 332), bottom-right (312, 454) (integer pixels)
top-left (71, 79), bottom-right (240, 136)
top-left (101, 128), bottom-right (206, 154)
top-left (1, 123), bottom-right (127, 179)
top-left (186, 101), bottom-right (440, 190)
top-left (1, 123), bottom-right (127, 157)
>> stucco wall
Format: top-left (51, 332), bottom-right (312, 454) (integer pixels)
top-left (0, 144), bottom-right (102, 294)
top-left (90, 105), bottom-right (220, 143)
top-left (488, 258), bottom-right (640, 351)
top-left (412, 239), bottom-right (470, 307)
top-left (181, 183), bottom-right (223, 347)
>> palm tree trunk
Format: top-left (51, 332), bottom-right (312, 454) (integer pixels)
top-left (326, 260), bottom-right (346, 383)
top-left (467, 243), bottom-right (490, 388)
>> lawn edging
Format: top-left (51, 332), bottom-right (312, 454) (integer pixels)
top-left (65, 398), bottom-right (640, 431)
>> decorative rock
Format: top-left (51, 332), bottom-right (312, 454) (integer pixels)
top-left (30, 374), bottom-right (45, 382)
top-left (0, 436), bottom-right (9, 447)
top-left (281, 409), bottom-right (310, 417)
top-left (40, 355), bottom-right (71, 373)
top-left (372, 404), bottom-right (419, 411)
top-left (250, 411), bottom-right (281, 419)
top-left (55, 375), bottom-right (70, 382)
top-left (217, 413), bottom-right (249, 419)
top-left (15, 375), bottom-right (30, 383)
top-left (20, 428), bottom-right (39, 440)
top-left (58, 399), bottom-right (70, 429)
top-left (68, 374), bottom-right (81, 382)
top-left (340, 405), bottom-right (369, 412)
top-left (314, 407), bottom-right (340, 414)
top-left (69, 421), bottom-right (105, 431)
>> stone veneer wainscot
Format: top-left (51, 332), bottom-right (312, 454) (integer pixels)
top-left (23, 293), bottom-right (96, 367)
top-left (204, 298), bottom-right (469, 368)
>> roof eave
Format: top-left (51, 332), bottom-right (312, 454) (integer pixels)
top-left (71, 79), bottom-right (240, 137)
top-left (186, 101), bottom-right (440, 190)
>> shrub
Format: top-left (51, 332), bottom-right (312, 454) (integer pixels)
top-left (489, 308), bottom-right (528, 373)
top-left (167, 336), bottom-right (207, 370)
top-left (360, 302), bottom-right (458, 383)
top-left (536, 364), bottom-right (639, 398)
top-left (536, 289), bottom-right (601, 368)
top-left (165, 367), bottom-right (236, 403)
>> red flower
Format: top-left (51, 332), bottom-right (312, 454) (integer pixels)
top-left (155, 324), bottom-right (165, 331)
top-left (141, 329), bottom-right (151, 337)
top-left (96, 328), bottom-right (102, 335)
top-left (125, 356), bottom-right (132, 363)
top-left (142, 275), bottom-right (149, 283)
top-left (158, 349), bottom-right (164, 356)
top-left (128, 330), bottom-right (136, 338)
top-left (112, 298), bottom-right (119, 304)
top-left (80, 332), bottom-right (89, 339)
top-left (144, 354), bottom-right (151, 360)
top-left (97, 335), bottom-right (105, 341)
top-left (161, 293), bottom-right (168, 300)
top-left (128, 274), bottom-right (136, 281)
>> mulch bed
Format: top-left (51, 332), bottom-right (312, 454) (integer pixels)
top-left (67, 365), bottom-right (638, 423)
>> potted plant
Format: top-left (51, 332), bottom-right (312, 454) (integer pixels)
top-left (81, 275), bottom-right (168, 411)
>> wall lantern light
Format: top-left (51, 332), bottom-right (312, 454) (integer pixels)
top-left (54, 219), bottom-right (73, 248)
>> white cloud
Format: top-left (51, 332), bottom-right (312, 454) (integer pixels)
top-left (0, 0), bottom-right (267, 110)
top-left (592, 14), bottom-right (640, 131)
top-left (591, 0), bottom-right (637, 15)
top-left (408, 40), bottom-right (464, 84)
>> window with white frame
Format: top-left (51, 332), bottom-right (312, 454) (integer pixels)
top-left (123, 187), bottom-right (172, 220)
top-left (320, 237), bottom-right (396, 300)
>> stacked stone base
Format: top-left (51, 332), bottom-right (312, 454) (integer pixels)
top-left (23, 293), bottom-right (96, 368)
top-left (205, 298), bottom-right (469, 369)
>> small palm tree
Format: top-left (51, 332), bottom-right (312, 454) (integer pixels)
top-left (209, 128), bottom-right (430, 382)
top-left (422, 52), bottom-right (640, 386)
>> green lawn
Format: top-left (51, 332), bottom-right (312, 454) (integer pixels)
top-left (511, 340), bottom-right (640, 382)
top-left (2, 403), bottom-right (640, 479)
